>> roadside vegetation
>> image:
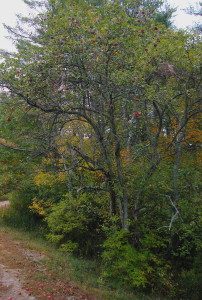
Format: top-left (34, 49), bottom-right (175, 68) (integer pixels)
top-left (0, 1), bottom-right (201, 299)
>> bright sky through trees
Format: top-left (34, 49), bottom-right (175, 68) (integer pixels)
top-left (0, 0), bottom-right (201, 51)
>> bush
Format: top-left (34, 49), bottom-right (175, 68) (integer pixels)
top-left (179, 249), bottom-right (202, 300)
top-left (101, 229), bottom-right (149, 290)
top-left (101, 229), bottom-right (174, 295)
top-left (2, 181), bottom-right (39, 230)
top-left (46, 192), bottom-right (105, 257)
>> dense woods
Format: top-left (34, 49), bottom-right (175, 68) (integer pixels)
top-left (0, 0), bottom-right (201, 298)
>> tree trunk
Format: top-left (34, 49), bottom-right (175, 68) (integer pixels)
top-left (109, 94), bottom-right (128, 230)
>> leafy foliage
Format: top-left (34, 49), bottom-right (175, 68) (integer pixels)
top-left (0, 0), bottom-right (201, 298)
top-left (46, 193), bottom-right (106, 257)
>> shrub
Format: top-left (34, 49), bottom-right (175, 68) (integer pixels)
top-left (101, 229), bottom-right (174, 295)
top-left (46, 192), bottom-right (105, 257)
top-left (178, 249), bottom-right (202, 300)
top-left (2, 180), bottom-right (39, 229)
top-left (101, 229), bottom-right (149, 289)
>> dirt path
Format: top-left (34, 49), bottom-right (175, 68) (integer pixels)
top-left (0, 229), bottom-right (96, 300)
top-left (0, 263), bottom-right (35, 300)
